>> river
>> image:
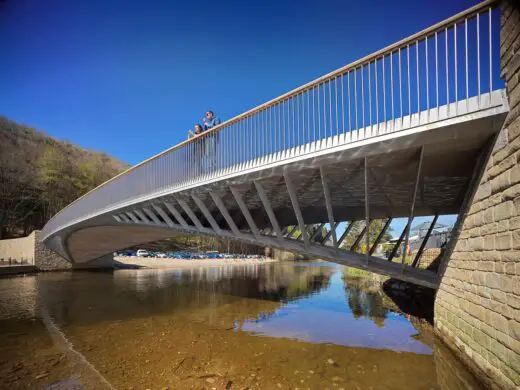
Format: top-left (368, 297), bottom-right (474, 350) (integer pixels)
top-left (0, 261), bottom-right (482, 389)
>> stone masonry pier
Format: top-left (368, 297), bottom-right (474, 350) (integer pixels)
top-left (0, 231), bottom-right (113, 274)
top-left (434, 2), bottom-right (520, 388)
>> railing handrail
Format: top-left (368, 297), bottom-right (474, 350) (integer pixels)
top-left (45, 0), bottom-right (499, 224)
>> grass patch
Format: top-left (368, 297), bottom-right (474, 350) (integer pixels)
top-left (343, 267), bottom-right (371, 277)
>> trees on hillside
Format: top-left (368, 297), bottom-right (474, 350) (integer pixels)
top-left (0, 116), bottom-right (126, 238)
top-left (37, 143), bottom-right (110, 219)
top-left (0, 165), bottom-right (42, 239)
top-left (38, 143), bottom-right (78, 219)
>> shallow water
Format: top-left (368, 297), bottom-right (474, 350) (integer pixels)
top-left (0, 261), bottom-right (482, 389)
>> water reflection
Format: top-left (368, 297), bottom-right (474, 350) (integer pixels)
top-left (9, 262), bottom-right (331, 329)
top-left (343, 275), bottom-right (389, 327)
top-left (0, 261), bottom-right (482, 389)
top-left (0, 276), bottom-right (37, 320)
top-left (240, 268), bottom-right (431, 354)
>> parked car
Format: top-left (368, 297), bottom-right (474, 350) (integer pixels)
top-left (156, 252), bottom-right (167, 258)
top-left (136, 249), bottom-right (149, 257)
top-left (116, 250), bottom-right (134, 257)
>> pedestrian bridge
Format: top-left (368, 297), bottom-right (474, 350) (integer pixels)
top-left (41, 1), bottom-right (509, 289)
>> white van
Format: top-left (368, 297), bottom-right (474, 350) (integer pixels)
top-left (136, 249), bottom-right (149, 257)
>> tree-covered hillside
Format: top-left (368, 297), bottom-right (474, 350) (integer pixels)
top-left (0, 115), bottom-right (128, 238)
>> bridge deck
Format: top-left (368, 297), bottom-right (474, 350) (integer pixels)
top-left (41, 2), bottom-right (509, 289)
top-left (40, 90), bottom-right (508, 289)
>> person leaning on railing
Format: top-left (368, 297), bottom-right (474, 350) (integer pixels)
top-left (202, 110), bottom-right (221, 171)
top-left (187, 123), bottom-right (204, 175)
top-left (187, 123), bottom-right (204, 139)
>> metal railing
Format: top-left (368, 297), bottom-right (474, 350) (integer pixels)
top-left (41, 0), bottom-right (504, 241)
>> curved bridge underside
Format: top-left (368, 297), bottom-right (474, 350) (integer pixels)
top-left (44, 100), bottom-right (507, 289)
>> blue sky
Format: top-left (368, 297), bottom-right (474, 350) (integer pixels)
top-left (1, 0), bottom-right (482, 163)
top-left (1, 0), bottom-right (481, 234)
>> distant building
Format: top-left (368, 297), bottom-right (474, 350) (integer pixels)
top-left (409, 229), bottom-right (450, 251)
top-left (385, 221), bottom-right (452, 252)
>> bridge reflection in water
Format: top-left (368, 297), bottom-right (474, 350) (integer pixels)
top-left (0, 262), bottom-right (482, 389)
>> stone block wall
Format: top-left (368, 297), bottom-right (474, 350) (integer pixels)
top-left (434, 2), bottom-right (520, 389)
top-left (0, 230), bottom-right (113, 271)
top-left (33, 231), bottom-right (72, 271)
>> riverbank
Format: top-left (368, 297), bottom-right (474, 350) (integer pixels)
top-left (113, 256), bottom-right (277, 269)
top-left (0, 265), bottom-right (37, 276)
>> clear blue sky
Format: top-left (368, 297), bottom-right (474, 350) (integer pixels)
top-left (1, 0), bottom-right (479, 234)
top-left (1, 0), bottom-right (481, 164)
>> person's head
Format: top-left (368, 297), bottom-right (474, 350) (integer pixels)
top-left (205, 110), bottom-right (214, 120)
top-left (194, 123), bottom-right (203, 133)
